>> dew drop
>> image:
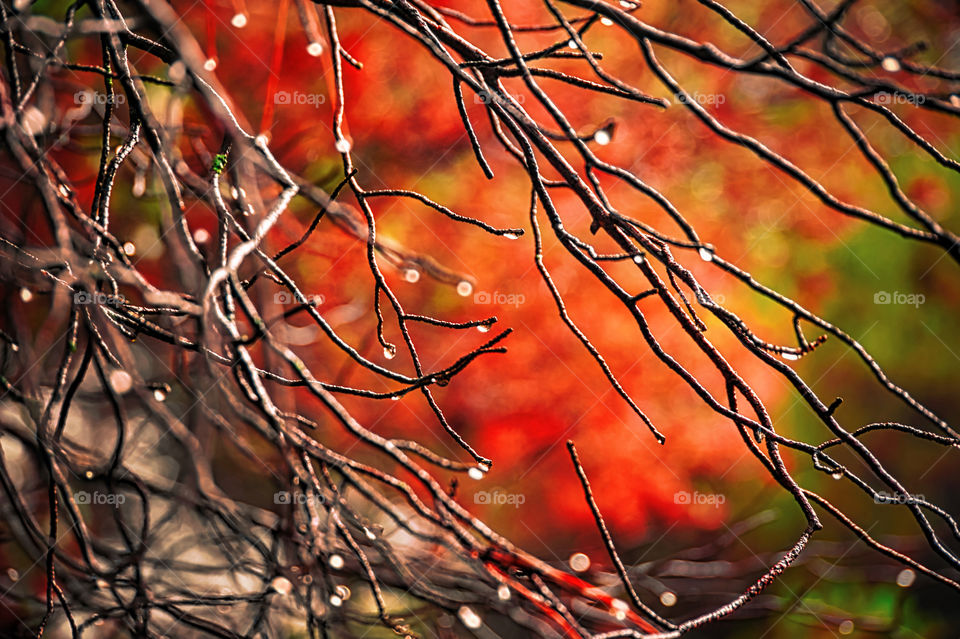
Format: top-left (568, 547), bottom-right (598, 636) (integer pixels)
top-left (335, 584), bottom-right (351, 600)
top-left (632, 254), bottom-right (644, 264)
top-left (6, 568), bottom-right (18, 582)
top-left (781, 352), bottom-right (800, 361)
top-left (456, 281), bottom-right (473, 297)
top-left (110, 370), bottom-right (133, 394)
top-left (307, 42), bottom-right (324, 57)
top-left (390, 395), bottom-right (400, 401)
top-left (328, 554), bottom-right (344, 570)
top-left (896, 568), bottom-right (916, 587)
top-left (831, 471), bottom-right (843, 480)
top-left (19, 288), bottom-right (33, 303)
top-left (384, 346), bottom-right (397, 360)
top-left (458, 606), bottom-right (482, 629)
top-left (612, 599), bottom-right (628, 620)
top-left (95, 579), bottom-right (108, 589)
top-left (193, 229), bottom-right (211, 244)
top-left (594, 128), bottom-right (612, 145)
top-left (122, 242), bottom-right (136, 256)
top-left (497, 585), bottom-right (511, 600)
top-left (334, 137), bottom-right (352, 154)
top-left (660, 591), bottom-right (677, 607)
top-left (84, 470), bottom-right (94, 479)
top-left (270, 576), bottom-right (293, 595)
top-left (153, 389), bottom-right (167, 402)
top-left (329, 594), bottom-right (343, 607)
top-left (601, 17), bottom-right (613, 26)
top-left (255, 134), bottom-right (270, 147)
top-left (231, 12), bottom-right (248, 28)
top-left (838, 619), bottom-right (854, 635)
top-left (567, 40), bottom-right (577, 50)
top-left (477, 324), bottom-right (490, 333)
top-left (10, 343), bottom-right (18, 352)
top-left (132, 172), bottom-right (146, 197)
top-left (365, 528), bottom-right (376, 540)
top-left (568, 552), bottom-right (590, 573)
top-left (880, 56), bottom-right (900, 72)
top-left (502, 232), bottom-right (519, 240)
top-left (203, 58), bottom-right (217, 72)
top-left (698, 247), bottom-right (714, 262)
top-left (404, 268), bottom-right (420, 283)
top-left (468, 467), bottom-right (484, 481)
top-left (951, 94), bottom-right (960, 108)
top-left (619, 0), bottom-right (637, 8)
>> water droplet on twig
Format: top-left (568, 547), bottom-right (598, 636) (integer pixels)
top-left (568, 552), bottom-right (590, 572)
top-left (896, 568), bottom-right (916, 587)
top-left (458, 606), bottom-right (482, 629)
top-left (231, 13), bottom-right (248, 28)
top-left (270, 576), bottom-right (293, 596)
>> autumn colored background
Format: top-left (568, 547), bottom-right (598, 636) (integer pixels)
top-left (5, 0), bottom-right (960, 636)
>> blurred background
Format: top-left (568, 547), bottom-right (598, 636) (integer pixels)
top-left (3, 0), bottom-right (960, 637)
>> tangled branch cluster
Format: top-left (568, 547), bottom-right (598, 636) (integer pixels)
top-left (0, 0), bottom-right (958, 637)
